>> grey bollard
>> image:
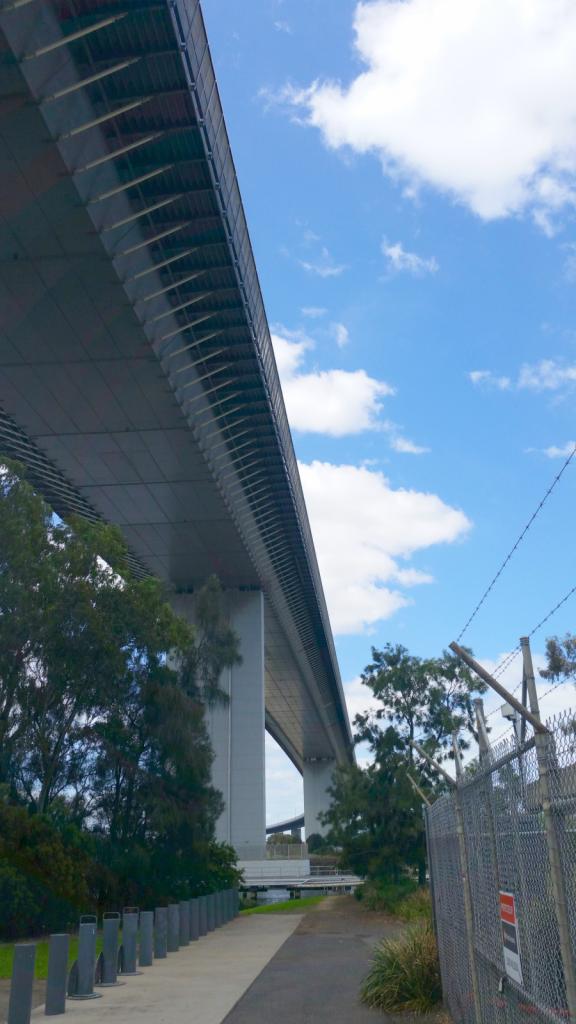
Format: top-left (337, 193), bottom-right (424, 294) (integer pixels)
top-left (179, 900), bottom-right (190, 946)
top-left (122, 909), bottom-right (141, 975)
top-left (99, 913), bottom-right (120, 986)
top-left (45, 934), bottom-right (69, 1015)
top-left (139, 911), bottom-right (154, 967)
top-left (198, 895), bottom-right (208, 936)
top-left (167, 904), bottom-right (180, 953)
top-left (69, 919), bottom-right (101, 1000)
top-left (189, 899), bottom-right (199, 941)
top-left (154, 907), bottom-right (168, 959)
top-left (7, 944), bottom-right (36, 1024)
top-left (207, 893), bottom-right (216, 932)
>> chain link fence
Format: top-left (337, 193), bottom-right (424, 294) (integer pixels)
top-left (426, 709), bottom-right (576, 1024)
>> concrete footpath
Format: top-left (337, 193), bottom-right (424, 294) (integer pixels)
top-left (26, 915), bottom-right (302, 1024)
top-left (222, 897), bottom-right (450, 1024)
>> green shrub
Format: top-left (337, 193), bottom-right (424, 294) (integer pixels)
top-left (361, 923), bottom-right (442, 1013)
top-left (362, 877), bottom-right (418, 913)
top-left (396, 887), bottom-right (432, 922)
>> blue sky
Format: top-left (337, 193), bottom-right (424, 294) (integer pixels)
top-left (203, 0), bottom-right (576, 821)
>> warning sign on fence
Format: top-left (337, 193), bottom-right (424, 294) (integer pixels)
top-left (499, 891), bottom-right (523, 987)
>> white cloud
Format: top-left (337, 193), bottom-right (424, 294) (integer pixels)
top-left (272, 327), bottom-right (313, 378)
top-left (299, 246), bottom-right (346, 278)
top-left (331, 321), bottom-right (350, 348)
top-left (541, 441), bottom-right (576, 459)
top-left (518, 360), bottom-right (576, 391)
top-left (469, 370), bottom-right (512, 391)
top-left (390, 434), bottom-right (430, 455)
top-left (272, 328), bottom-right (392, 435)
top-left (274, 20), bottom-right (292, 34)
top-left (470, 360), bottom-right (576, 394)
top-left (301, 306), bottom-right (327, 318)
top-left (285, 0), bottom-right (576, 228)
top-left (299, 459), bottom-right (471, 633)
top-left (382, 239), bottom-right (438, 276)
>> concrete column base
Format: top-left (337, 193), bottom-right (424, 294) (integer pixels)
top-left (170, 589), bottom-right (266, 855)
top-left (304, 759), bottom-right (336, 838)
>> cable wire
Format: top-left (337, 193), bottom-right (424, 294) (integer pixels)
top-left (484, 580), bottom-right (576, 717)
top-left (457, 444), bottom-right (576, 642)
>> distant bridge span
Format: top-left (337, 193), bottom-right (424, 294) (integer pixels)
top-left (266, 815), bottom-right (305, 836)
top-left (0, 0), bottom-right (353, 850)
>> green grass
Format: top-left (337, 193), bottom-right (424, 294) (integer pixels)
top-left (240, 896), bottom-right (325, 915)
top-left (0, 935), bottom-right (104, 980)
top-left (361, 923), bottom-right (442, 1014)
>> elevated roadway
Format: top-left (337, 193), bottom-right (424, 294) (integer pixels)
top-left (0, 0), bottom-right (353, 850)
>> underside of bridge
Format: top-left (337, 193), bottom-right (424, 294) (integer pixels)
top-left (0, 0), bottom-right (353, 850)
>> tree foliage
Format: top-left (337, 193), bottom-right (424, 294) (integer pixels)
top-left (0, 463), bottom-right (242, 936)
top-left (323, 643), bottom-right (485, 883)
top-left (541, 633), bottom-right (576, 682)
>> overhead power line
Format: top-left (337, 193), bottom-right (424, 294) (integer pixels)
top-left (457, 443), bottom-right (576, 642)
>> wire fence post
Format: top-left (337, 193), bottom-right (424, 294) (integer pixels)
top-left (522, 636), bottom-right (576, 1021)
top-left (411, 739), bottom-right (482, 1024)
top-left (422, 805), bottom-right (440, 950)
top-left (454, 786), bottom-right (483, 1024)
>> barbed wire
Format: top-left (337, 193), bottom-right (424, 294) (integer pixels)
top-left (456, 443), bottom-right (576, 642)
top-left (482, 581), bottom-right (576, 718)
top-left (487, 678), bottom-right (574, 743)
top-left (486, 723), bottom-right (514, 746)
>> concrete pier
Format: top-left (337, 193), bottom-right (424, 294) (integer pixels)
top-left (304, 759), bottom-right (336, 838)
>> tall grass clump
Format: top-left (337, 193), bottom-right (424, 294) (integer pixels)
top-left (396, 887), bottom-right (432, 922)
top-left (361, 923), bottom-right (442, 1014)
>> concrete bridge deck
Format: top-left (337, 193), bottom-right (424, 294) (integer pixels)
top-left (0, 0), bottom-right (354, 850)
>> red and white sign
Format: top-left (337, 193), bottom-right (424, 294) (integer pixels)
top-left (499, 891), bottom-right (523, 987)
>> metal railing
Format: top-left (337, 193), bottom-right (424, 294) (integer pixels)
top-left (237, 843), bottom-right (309, 861)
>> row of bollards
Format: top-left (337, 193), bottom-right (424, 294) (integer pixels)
top-left (6, 888), bottom-right (240, 1023)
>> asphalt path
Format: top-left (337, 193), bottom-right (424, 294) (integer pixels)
top-left (222, 896), bottom-right (449, 1024)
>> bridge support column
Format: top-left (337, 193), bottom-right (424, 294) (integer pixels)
top-left (170, 589), bottom-right (266, 856)
top-left (304, 758), bottom-right (336, 838)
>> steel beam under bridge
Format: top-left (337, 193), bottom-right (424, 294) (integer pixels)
top-left (0, 0), bottom-right (353, 853)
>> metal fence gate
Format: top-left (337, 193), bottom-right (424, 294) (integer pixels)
top-left (426, 711), bottom-right (576, 1024)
